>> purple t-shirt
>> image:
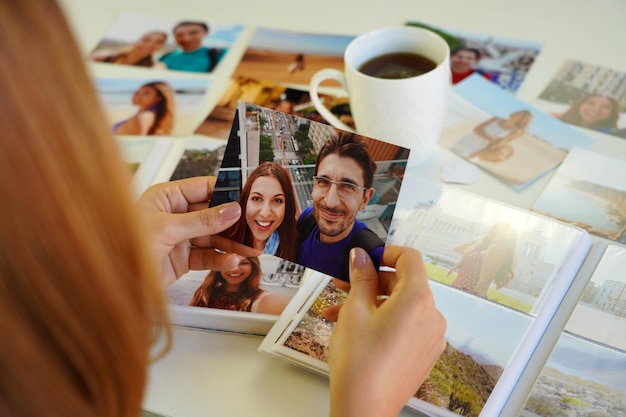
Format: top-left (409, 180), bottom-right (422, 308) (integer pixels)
top-left (296, 206), bottom-right (384, 281)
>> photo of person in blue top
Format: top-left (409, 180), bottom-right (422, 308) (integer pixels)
top-left (159, 21), bottom-right (226, 73)
top-left (296, 133), bottom-right (385, 282)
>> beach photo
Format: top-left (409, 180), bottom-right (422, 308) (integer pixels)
top-left (531, 147), bottom-right (626, 243)
top-left (440, 75), bottom-right (595, 190)
top-left (231, 27), bottom-right (354, 86)
top-left (94, 76), bottom-right (211, 136)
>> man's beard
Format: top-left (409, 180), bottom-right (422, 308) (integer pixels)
top-left (314, 204), bottom-right (350, 238)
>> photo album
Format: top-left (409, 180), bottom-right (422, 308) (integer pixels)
top-left (160, 101), bottom-right (410, 335)
top-left (259, 174), bottom-right (625, 416)
top-left (517, 242), bottom-right (625, 417)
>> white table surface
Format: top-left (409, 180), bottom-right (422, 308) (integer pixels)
top-left (58, 1), bottom-right (626, 416)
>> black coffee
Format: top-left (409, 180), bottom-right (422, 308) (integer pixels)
top-left (358, 52), bottom-right (436, 79)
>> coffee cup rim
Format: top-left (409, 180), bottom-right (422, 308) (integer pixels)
top-left (344, 26), bottom-right (450, 79)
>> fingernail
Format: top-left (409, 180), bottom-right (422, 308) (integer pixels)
top-left (350, 247), bottom-right (367, 270)
top-left (219, 202), bottom-right (241, 221)
top-left (224, 254), bottom-right (241, 270)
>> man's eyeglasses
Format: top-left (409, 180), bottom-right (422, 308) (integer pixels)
top-left (312, 176), bottom-right (367, 199)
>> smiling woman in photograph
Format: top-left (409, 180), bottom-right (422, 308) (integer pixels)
top-left (558, 93), bottom-right (620, 133)
top-left (447, 222), bottom-right (518, 297)
top-left (221, 161), bottom-right (298, 262)
top-left (112, 81), bottom-right (175, 135)
top-left (189, 256), bottom-right (290, 314)
top-left (91, 31), bottom-right (168, 69)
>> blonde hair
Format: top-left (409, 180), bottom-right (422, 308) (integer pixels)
top-left (0, 2), bottom-right (169, 417)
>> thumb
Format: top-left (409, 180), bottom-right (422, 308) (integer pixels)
top-left (344, 247), bottom-right (378, 306)
top-left (168, 201), bottom-right (242, 243)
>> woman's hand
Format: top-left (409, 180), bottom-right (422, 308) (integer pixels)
top-left (136, 176), bottom-right (261, 286)
top-left (325, 245), bottom-right (447, 417)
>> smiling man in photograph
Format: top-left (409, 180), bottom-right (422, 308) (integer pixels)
top-left (159, 21), bottom-right (226, 73)
top-left (450, 46), bottom-right (493, 84)
top-left (296, 132), bottom-right (385, 282)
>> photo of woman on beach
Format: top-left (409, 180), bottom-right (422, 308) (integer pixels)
top-left (95, 76), bottom-right (211, 136)
top-left (112, 81), bottom-right (175, 135)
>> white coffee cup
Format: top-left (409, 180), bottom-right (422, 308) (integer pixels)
top-left (309, 26), bottom-right (450, 164)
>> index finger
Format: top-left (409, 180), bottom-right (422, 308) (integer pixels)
top-left (169, 176), bottom-right (217, 205)
top-left (138, 176), bottom-right (217, 214)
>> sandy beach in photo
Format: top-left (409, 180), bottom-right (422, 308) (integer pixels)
top-left (232, 50), bottom-right (344, 85)
top-left (472, 133), bottom-right (566, 185)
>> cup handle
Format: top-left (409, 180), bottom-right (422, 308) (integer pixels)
top-left (309, 68), bottom-right (356, 133)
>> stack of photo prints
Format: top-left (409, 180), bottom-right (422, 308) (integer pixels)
top-left (86, 11), bottom-right (626, 417)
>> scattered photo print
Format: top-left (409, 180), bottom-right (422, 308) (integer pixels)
top-left (195, 76), bottom-right (353, 139)
top-left (533, 59), bottom-right (626, 139)
top-left (230, 27), bottom-right (354, 85)
top-left (168, 143), bottom-right (226, 181)
top-left (531, 147), bottom-right (626, 243)
top-left (407, 20), bottom-right (542, 93)
top-left (149, 137), bottom-right (226, 184)
top-left (88, 12), bottom-right (244, 74)
top-left (440, 75), bottom-right (595, 190)
top-left (94, 76), bottom-right (211, 136)
top-left (116, 137), bottom-right (173, 194)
